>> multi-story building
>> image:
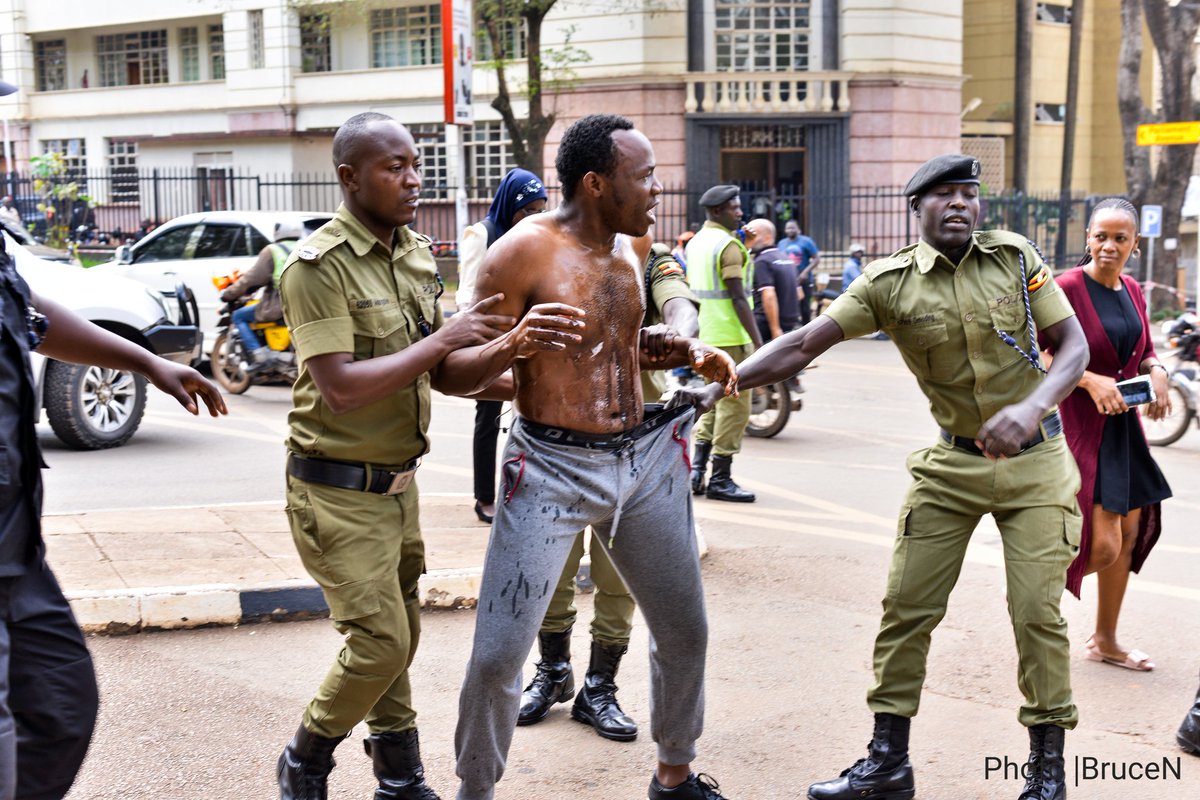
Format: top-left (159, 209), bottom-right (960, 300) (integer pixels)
top-left (960, 0), bottom-right (1135, 195)
top-left (0, 0), bottom-right (967, 251)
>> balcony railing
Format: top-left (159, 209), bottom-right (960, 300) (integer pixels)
top-left (685, 70), bottom-right (852, 114)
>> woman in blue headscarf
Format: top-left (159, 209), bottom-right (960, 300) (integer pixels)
top-left (456, 168), bottom-right (548, 522)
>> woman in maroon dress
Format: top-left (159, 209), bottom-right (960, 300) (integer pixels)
top-left (1044, 198), bottom-right (1172, 671)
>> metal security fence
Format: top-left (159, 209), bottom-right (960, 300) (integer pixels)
top-left (2, 167), bottom-right (1095, 269)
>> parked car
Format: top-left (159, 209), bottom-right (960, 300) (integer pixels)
top-left (90, 211), bottom-right (332, 355)
top-left (10, 232), bottom-right (203, 450)
top-left (0, 216), bottom-right (76, 263)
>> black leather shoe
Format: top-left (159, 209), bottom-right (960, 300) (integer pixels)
top-left (648, 772), bottom-right (729, 799)
top-left (705, 455), bottom-right (755, 503)
top-left (1178, 669), bottom-right (1200, 755)
top-left (571, 640), bottom-right (638, 741)
top-left (1018, 724), bottom-right (1066, 800)
top-left (364, 729), bottom-right (440, 800)
top-left (690, 441), bottom-right (712, 495)
top-left (277, 724), bottom-right (345, 800)
top-left (807, 714), bottom-right (914, 800)
top-left (473, 501), bottom-right (494, 523)
top-left (517, 629), bottom-right (574, 725)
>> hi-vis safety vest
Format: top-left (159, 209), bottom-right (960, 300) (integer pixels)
top-left (269, 240), bottom-right (297, 288)
top-left (686, 225), bottom-right (754, 348)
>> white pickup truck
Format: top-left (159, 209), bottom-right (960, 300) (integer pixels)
top-left (10, 233), bottom-right (203, 449)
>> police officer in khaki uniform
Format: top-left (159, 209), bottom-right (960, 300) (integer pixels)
top-left (676, 155), bottom-right (1090, 800)
top-left (686, 185), bottom-right (762, 502)
top-left (275, 112), bottom-right (515, 800)
top-left (517, 243), bottom-right (699, 741)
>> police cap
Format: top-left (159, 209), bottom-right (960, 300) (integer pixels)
top-left (699, 184), bottom-right (740, 208)
top-left (903, 154), bottom-right (981, 198)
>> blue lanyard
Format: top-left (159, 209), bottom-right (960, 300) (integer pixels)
top-left (991, 251), bottom-right (1047, 374)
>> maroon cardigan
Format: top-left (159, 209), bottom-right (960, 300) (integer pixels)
top-left (1042, 267), bottom-right (1162, 598)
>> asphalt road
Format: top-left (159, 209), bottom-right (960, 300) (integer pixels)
top-left (39, 338), bottom-right (1200, 799)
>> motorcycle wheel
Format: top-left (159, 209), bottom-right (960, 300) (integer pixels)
top-left (211, 331), bottom-right (253, 395)
top-left (746, 381), bottom-right (791, 438)
top-left (1142, 383), bottom-right (1195, 447)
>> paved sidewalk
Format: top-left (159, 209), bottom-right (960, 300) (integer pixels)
top-left (44, 493), bottom-right (706, 634)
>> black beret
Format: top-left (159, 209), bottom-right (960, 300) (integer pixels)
top-left (903, 154), bottom-right (981, 197)
top-left (699, 184), bottom-right (739, 208)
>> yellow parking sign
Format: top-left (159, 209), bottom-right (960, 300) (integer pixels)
top-left (1137, 121), bottom-right (1200, 146)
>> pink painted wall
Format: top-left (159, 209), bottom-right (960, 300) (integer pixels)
top-left (848, 79), bottom-right (963, 188)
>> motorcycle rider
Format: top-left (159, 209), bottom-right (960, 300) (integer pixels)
top-left (219, 220), bottom-right (303, 372)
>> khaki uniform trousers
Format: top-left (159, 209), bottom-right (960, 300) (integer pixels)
top-left (867, 435), bottom-right (1082, 729)
top-left (694, 343), bottom-right (754, 456)
top-left (285, 475), bottom-right (426, 738)
top-left (540, 528), bottom-right (636, 646)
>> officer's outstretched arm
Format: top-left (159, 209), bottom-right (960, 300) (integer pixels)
top-left (740, 315), bottom-right (843, 389)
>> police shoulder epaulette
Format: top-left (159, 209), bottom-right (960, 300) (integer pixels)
top-left (976, 229), bottom-right (1028, 249)
top-left (649, 242), bottom-right (672, 259)
top-left (862, 252), bottom-right (914, 279)
top-left (410, 230), bottom-right (433, 247)
top-left (288, 225), bottom-right (347, 267)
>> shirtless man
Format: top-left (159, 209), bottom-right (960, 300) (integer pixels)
top-left (437, 114), bottom-right (736, 800)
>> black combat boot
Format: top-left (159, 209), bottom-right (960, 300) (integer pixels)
top-left (364, 729), bottom-right (441, 800)
top-left (705, 455), bottom-right (755, 503)
top-left (277, 724), bottom-right (345, 800)
top-left (571, 640), bottom-right (638, 741)
top-left (807, 713), bottom-right (915, 800)
top-left (1179, 669), bottom-right (1200, 755)
top-left (690, 441), bottom-right (712, 495)
top-left (517, 628), bottom-right (574, 725)
top-left (1018, 724), bottom-right (1066, 800)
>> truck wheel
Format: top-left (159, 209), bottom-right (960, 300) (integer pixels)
top-left (44, 360), bottom-right (147, 450)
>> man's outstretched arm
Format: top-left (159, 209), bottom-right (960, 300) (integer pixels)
top-left (32, 291), bottom-right (227, 417)
top-left (671, 315), bottom-right (844, 411)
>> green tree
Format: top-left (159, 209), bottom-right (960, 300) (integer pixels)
top-left (30, 152), bottom-right (91, 251)
top-left (1117, 0), bottom-right (1200, 310)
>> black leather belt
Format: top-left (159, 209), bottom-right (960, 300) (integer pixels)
top-left (286, 453), bottom-right (420, 495)
top-left (519, 403), bottom-right (692, 449)
top-left (940, 411), bottom-right (1062, 456)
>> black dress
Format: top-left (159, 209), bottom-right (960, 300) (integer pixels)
top-left (1084, 273), bottom-right (1172, 515)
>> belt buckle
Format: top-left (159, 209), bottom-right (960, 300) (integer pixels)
top-left (383, 465), bottom-right (418, 495)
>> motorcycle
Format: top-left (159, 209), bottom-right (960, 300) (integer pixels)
top-left (664, 368), bottom-right (802, 439)
top-left (210, 272), bottom-right (297, 394)
top-left (1143, 312), bottom-right (1200, 447)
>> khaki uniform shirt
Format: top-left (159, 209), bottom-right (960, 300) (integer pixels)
top-left (642, 245), bottom-right (699, 400)
top-left (824, 230), bottom-right (1075, 438)
top-left (280, 204), bottom-right (444, 467)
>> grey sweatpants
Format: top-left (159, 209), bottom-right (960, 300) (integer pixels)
top-left (454, 406), bottom-right (708, 800)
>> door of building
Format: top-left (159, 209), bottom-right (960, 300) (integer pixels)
top-left (719, 124), bottom-right (807, 224)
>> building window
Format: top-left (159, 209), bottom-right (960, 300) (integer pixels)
top-left (1036, 3), bottom-right (1072, 25)
top-left (476, 10), bottom-right (526, 62)
top-left (370, 5), bottom-right (442, 68)
top-left (180, 27), bottom-right (200, 82)
top-left (209, 24), bottom-right (226, 80)
top-left (1035, 102), bottom-right (1067, 123)
top-left (41, 139), bottom-right (88, 188)
top-left (465, 121), bottom-right (514, 197)
top-left (35, 40), bottom-right (67, 92)
top-left (301, 13), bottom-right (332, 73)
top-left (249, 10), bottom-right (265, 69)
top-left (714, 0), bottom-right (811, 72)
top-left (96, 30), bottom-right (169, 87)
top-left (107, 140), bottom-right (139, 203)
top-left (409, 123), bottom-right (448, 193)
